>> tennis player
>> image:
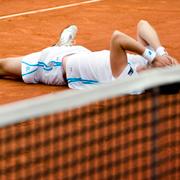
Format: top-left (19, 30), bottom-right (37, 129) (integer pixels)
top-left (0, 20), bottom-right (178, 89)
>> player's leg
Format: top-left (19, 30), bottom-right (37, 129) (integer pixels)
top-left (0, 56), bottom-right (23, 78)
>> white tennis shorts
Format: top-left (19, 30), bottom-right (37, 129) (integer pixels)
top-left (66, 50), bottom-right (148, 89)
top-left (21, 45), bottom-right (91, 85)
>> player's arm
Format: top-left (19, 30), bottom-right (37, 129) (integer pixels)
top-left (136, 20), bottom-right (179, 67)
top-left (112, 30), bottom-right (145, 55)
top-left (112, 30), bottom-right (172, 67)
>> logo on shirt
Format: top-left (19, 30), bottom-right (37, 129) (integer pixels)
top-left (128, 66), bottom-right (134, 76)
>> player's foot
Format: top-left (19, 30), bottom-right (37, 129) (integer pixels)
top-left (56, 25), bottom-right (78, 46)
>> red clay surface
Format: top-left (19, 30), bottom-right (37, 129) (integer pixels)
top-left (0, 0), bottom-right (180, 104)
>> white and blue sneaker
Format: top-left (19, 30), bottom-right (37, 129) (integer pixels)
top-left (56, 25), bottom-right (78, 46)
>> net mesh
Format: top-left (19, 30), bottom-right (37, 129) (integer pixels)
top-left (0, 67), bottom-right (180, 180)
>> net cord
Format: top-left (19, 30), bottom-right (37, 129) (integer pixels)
top-left (0, 65), bottom-right (180, 127)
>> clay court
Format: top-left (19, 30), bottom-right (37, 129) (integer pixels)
top-left (0, 1), bottom-right (180, 180)
top-left (0, 0), bottom-right (180, 104)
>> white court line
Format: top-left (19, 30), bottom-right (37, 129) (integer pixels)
top-left (0, 0), bottom-right (102, 20)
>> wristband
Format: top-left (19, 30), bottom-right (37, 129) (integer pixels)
top-left (156, 46), bottom-right (168, 56)
top-left (143, 48), bottom-right (156, 63)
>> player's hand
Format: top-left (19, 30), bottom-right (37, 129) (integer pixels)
top-left (163, 55), bottom-right (179, 65)
top-left (151, 55), bottom-right (174, 67)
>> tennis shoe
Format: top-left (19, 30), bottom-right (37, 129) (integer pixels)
top-left (57, 25), bottom-right (78, 46)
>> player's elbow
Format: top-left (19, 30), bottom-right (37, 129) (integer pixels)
top-left (111, 30), bottom-right (126, 47)
top-left (112, 30), bottom-right (123, 39)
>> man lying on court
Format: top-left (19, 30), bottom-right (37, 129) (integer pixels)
top-left (0, 20), bottom-right (178, 89)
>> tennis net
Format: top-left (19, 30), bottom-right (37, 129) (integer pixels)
top-left (0, 65), bottom-right (180, 180)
